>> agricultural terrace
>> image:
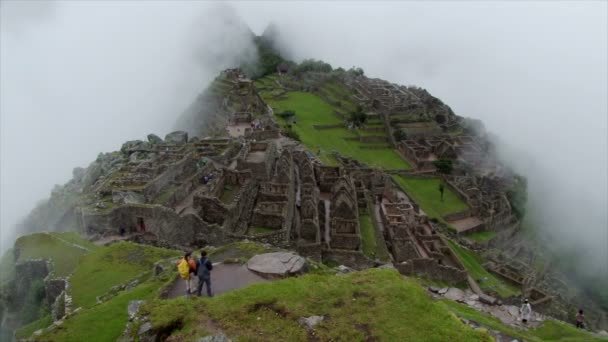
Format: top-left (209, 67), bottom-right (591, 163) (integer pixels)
top-left (255, 79), bottom-right (411, 170)
top-left (393, 176), bottom-right (469, 221)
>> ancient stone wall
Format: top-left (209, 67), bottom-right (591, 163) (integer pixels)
top-left (143, 152), bottom-right (197, 200)
top-left (395, 258), bottom-right (467, 284)
top-left (321, 250), bottom-right (376, 270)
top-left (82, 204), bottom-right (226, 247)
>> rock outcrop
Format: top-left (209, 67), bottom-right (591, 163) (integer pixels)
top-left (246, 252), bottom-right (307, 278)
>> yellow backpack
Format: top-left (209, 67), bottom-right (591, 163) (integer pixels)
top-left (177, 259), bottom-right (190, 279)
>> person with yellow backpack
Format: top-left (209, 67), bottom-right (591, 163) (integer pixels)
top-left (177, 252), bottom-right (197, 295)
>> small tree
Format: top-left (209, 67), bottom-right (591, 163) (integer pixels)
top-left (393, 129), bottom-right (407, 142)
top-left (433, 159), bottom-right (453, 175)
top-left (507, 175), bottom-right (528, 220)
top-left (349, 106), bottom-right (367, 128)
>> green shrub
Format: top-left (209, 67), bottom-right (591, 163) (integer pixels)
top-left (433, 159), bottom-right (453, 174)
top-left (507, 175), bottom-right (527, 220)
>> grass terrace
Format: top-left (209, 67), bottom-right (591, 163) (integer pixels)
top-left (466, 230), bottom-right (498, 243)
top-left (263, 91), bottom-right (411, 170)
top-left (69, 242), bottom-right (179, 308)
top-left (446, 240), bottom-right (520, 298)
top-left (393, 176), bottom-right (469, 221)
top-left (131, 269), bottom-right (492, 341)
top-left (14, 232), bottom-right (91, 278)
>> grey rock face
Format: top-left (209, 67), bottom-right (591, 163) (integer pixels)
top-left (246, 252), bottom-right (307, 278)
top-left (147, 133), bottom-right (163, 144)
top-left (112, 190), bottom-right (145, 204)
top-left (337, 265), bottom-right (354, 273)
top-left (479, 293), bottom-right (498, 305)
top-left (197, 333), bottom-right (231, 342)
top-left (443, 288), bottom-right (466, 302)
top-left (121, 140), bottom-right (151, 155)
top-left (298, 315), bottom-right (325, 330)
top-left (138, 322), bottom-right (152, 335)
top-left (164, 131), bottom-right (188, 144)
top-left (128, 300), bottom-right (145, 319)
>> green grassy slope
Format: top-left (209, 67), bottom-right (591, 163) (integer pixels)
top-left (14, 232), bottom-right (90, 277)
top-left (0, 248), bottom-right (15, 284)
top-left (446, 240), bottom-right (520, 298)
top-left (69, 242), bottom-right (179, 308)
top-left (441, 300), bottom-right (605, 342)
top-left (393, 176), bottom-right (469, 220)
top-left (137, 269), bottom-right (492, 341)
top-left (262, 90), bottom-right (411, 170)
top-left (36, 280), bottom-right (166, 342)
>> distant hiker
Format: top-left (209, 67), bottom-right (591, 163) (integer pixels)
top-left (520, 299), bottom-right (532, 324)
top-left (177, 252), bottom-right (195, 295)
top-left (576, 309), bottom-right (585, 329)
top-left (119, 227), bottom-right (125, 236)
top-left (196, 250), bottom-right (214, 297)
top-left (438, 182), bottom-right (445, 202)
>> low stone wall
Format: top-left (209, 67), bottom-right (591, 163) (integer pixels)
top-left (196, 196), bottom-right (229, 225)
top-left (443, 210), bottom-right (472, 222)
top-left (82, 204), bottom-right (226, 247)
top-left (395, 258), bottom-right (467, 284)
top-left (313, 124), bottom-right (344, 129)
top-left (329, 234), bottom-right (361, 250)
top-left (251, 211), bottom-right (284, 229)
top-left (297, 243), bottom-right (323, 262)
top-left (246, 129), bottom-right (281, 141)
top-left (321, 249), bottom-right (376, 270)
top-left (359, 136), bottom-right (388, 143)
top-left (247, 230), bottom-right (286, 245)
top-left (45, 278), bottom-right (67, 307)
top-left (360, 145), bottom-right (391, 149)
top-left (391, 240), bottom-right (420, 262)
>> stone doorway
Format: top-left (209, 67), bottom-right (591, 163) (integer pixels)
top-left (137, 217), bottom-right (146, 232)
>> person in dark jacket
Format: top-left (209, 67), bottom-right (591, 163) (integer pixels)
top-left (196, 250), bottom-right (213, 297)
top-left (576, 309), bottom-right (585, 329)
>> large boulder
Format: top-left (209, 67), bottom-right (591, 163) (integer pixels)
top-left (443, 288), bottom-right (466, 302)
top-left (112, 190), bottom-right (145, 205)
top-left (246, 252), bottom-right (307, 278)
top-left (147, 134), bottom-right (163, 144)
top-left (121, 140), bottom-right (151, 155)
top-left (164, 131), bottom-right (188, 145)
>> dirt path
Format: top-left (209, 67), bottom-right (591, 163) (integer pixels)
top-left (166, 263), bottom-right (268, 299)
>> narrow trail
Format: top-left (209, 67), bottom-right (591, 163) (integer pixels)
top-left (47, 232), bottom-right (91, 252)
top-left (166, 263), bottom-right (268, 299)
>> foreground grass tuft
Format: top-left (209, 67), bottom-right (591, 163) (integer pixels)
top-left (142, 269), bottom-right (492, 341)
top-left (69, 241), bottom-right (179, 308)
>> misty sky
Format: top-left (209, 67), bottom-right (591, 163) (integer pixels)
top-left (1, 1), bottom-right (606, 267)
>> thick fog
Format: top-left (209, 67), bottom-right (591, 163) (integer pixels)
top-left (0, 1), bottom-right (254, 251)
top-left (234, 1), bottom-right (608, 275)
top-left (1, 1), bottom-right (606, 276)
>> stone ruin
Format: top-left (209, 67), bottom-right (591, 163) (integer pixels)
top-left (375, 182), bottom-right (468, 284)
top-left (397, 135), bottom-right (485, 171)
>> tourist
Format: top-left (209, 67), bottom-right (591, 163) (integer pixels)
top-left (520, 299), bottom-right (532, 324)
top-left (196, 250), bottom-right (214, 297)
top-left (177, 252), bottom-right (194, 295)
top-left (438, 182), bottom-right (445, 202)
top-left (576, 309), bottom-right (585, 329)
